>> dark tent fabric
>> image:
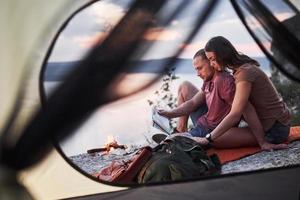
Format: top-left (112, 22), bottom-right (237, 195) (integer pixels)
top-left (231, 0), bottom-right (300, 82)
top-left (73, 167), bottom-right (300, 200)
top-left (0, 0), bottom-right (300, 199)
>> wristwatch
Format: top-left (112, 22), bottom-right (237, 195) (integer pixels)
top-left (205, 133), bottom-right (213, 143)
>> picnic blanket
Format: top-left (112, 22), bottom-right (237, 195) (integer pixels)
top-left (207, 126), bottom-right (300, 164)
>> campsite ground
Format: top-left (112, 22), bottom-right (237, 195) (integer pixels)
top-left (69, 140), bottom-right (300, 178)
top-left (222, 140), bottom-right (300, 174)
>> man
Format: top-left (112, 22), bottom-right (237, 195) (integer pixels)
top-left (158, 49), bottom-right (235, 138)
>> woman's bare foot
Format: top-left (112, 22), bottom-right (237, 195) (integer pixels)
top-left (260, 142), bottom-right (288, 151)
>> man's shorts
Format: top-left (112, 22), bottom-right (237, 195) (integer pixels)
top-left (189, 125), bottom-right (209, 137)
top-left (265, 121), bottom-right (290, 144)
top-left (188, 105), bottom-right (209, 137)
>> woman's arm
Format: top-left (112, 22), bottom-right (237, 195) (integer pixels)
top-left (242, 102), bottom-right (265, 146)
top-left (209, 81), bottom-right (252, 141)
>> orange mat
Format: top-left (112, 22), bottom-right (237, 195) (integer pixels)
top-left (207, 126), bottom-right (300, 165)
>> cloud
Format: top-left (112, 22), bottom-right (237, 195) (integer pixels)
top-left (246, 12), bottom-right (295, 29)
top-left (179, 41), bottom-right (206, 58)
top-left (180, 40), bottom-right (267, 58)
top-left (49, 35), bottom-right (87, 62)
top-left (275, 12), bottom-right (295, 21)
top-left (144, 27), bottom-right (182, 41)
top-left (90, 1), bottom-right (125, 31)
top-left (236, 41), bottom-right (270, 56)
top-left (72, 32), bottom-right (109, 49)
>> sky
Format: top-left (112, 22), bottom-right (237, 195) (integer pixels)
top-left (48, 0), bottom-right (295, 62)
top-left (47, 0), bottom-right (270, 62)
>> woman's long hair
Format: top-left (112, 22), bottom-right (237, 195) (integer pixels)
top-left (204, 36), bottom-right (259, 69)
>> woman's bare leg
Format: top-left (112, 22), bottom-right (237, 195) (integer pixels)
top-left (212, 127), bottom-right (257, 148)
top-left (213, 127), bottom-right (287, 150)
top-left (176, 81), bottom-right (199, 132)
top-left (242, 102), bottom-right (288, 151)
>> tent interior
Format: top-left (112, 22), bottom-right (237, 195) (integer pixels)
top-left (1, 0), bottom-right (300, 199)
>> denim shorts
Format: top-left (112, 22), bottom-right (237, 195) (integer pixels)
top-left (265, 121), bottom-right (290, 144)
top-left (188, 104), bottom-right (209, 137)
top-left (188, 125), bottom-right (209, 137)
top-left (189, 104), bottom-right (208, 126)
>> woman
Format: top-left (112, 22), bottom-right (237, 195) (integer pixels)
top-left (194, 36), bottom-right (290, 151)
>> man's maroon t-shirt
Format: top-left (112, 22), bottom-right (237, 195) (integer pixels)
top-left (197, 71), bottom-right (235, 132)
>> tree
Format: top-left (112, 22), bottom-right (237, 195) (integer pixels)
top-left (147, 68), bottom-right (179, 130)
top-left (270, 14), bottom-right (300, 125)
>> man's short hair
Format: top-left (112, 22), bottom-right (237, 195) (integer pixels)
top-left (193, 49), bottom-right (207, 60)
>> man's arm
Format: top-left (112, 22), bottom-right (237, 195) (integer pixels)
top-left (158, 90), bottom-right (205, 118)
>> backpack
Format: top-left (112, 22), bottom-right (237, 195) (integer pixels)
top-left (95, 146), bottom-right (152, 183)
top-left (138, 136), bottom-right (221, 183)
